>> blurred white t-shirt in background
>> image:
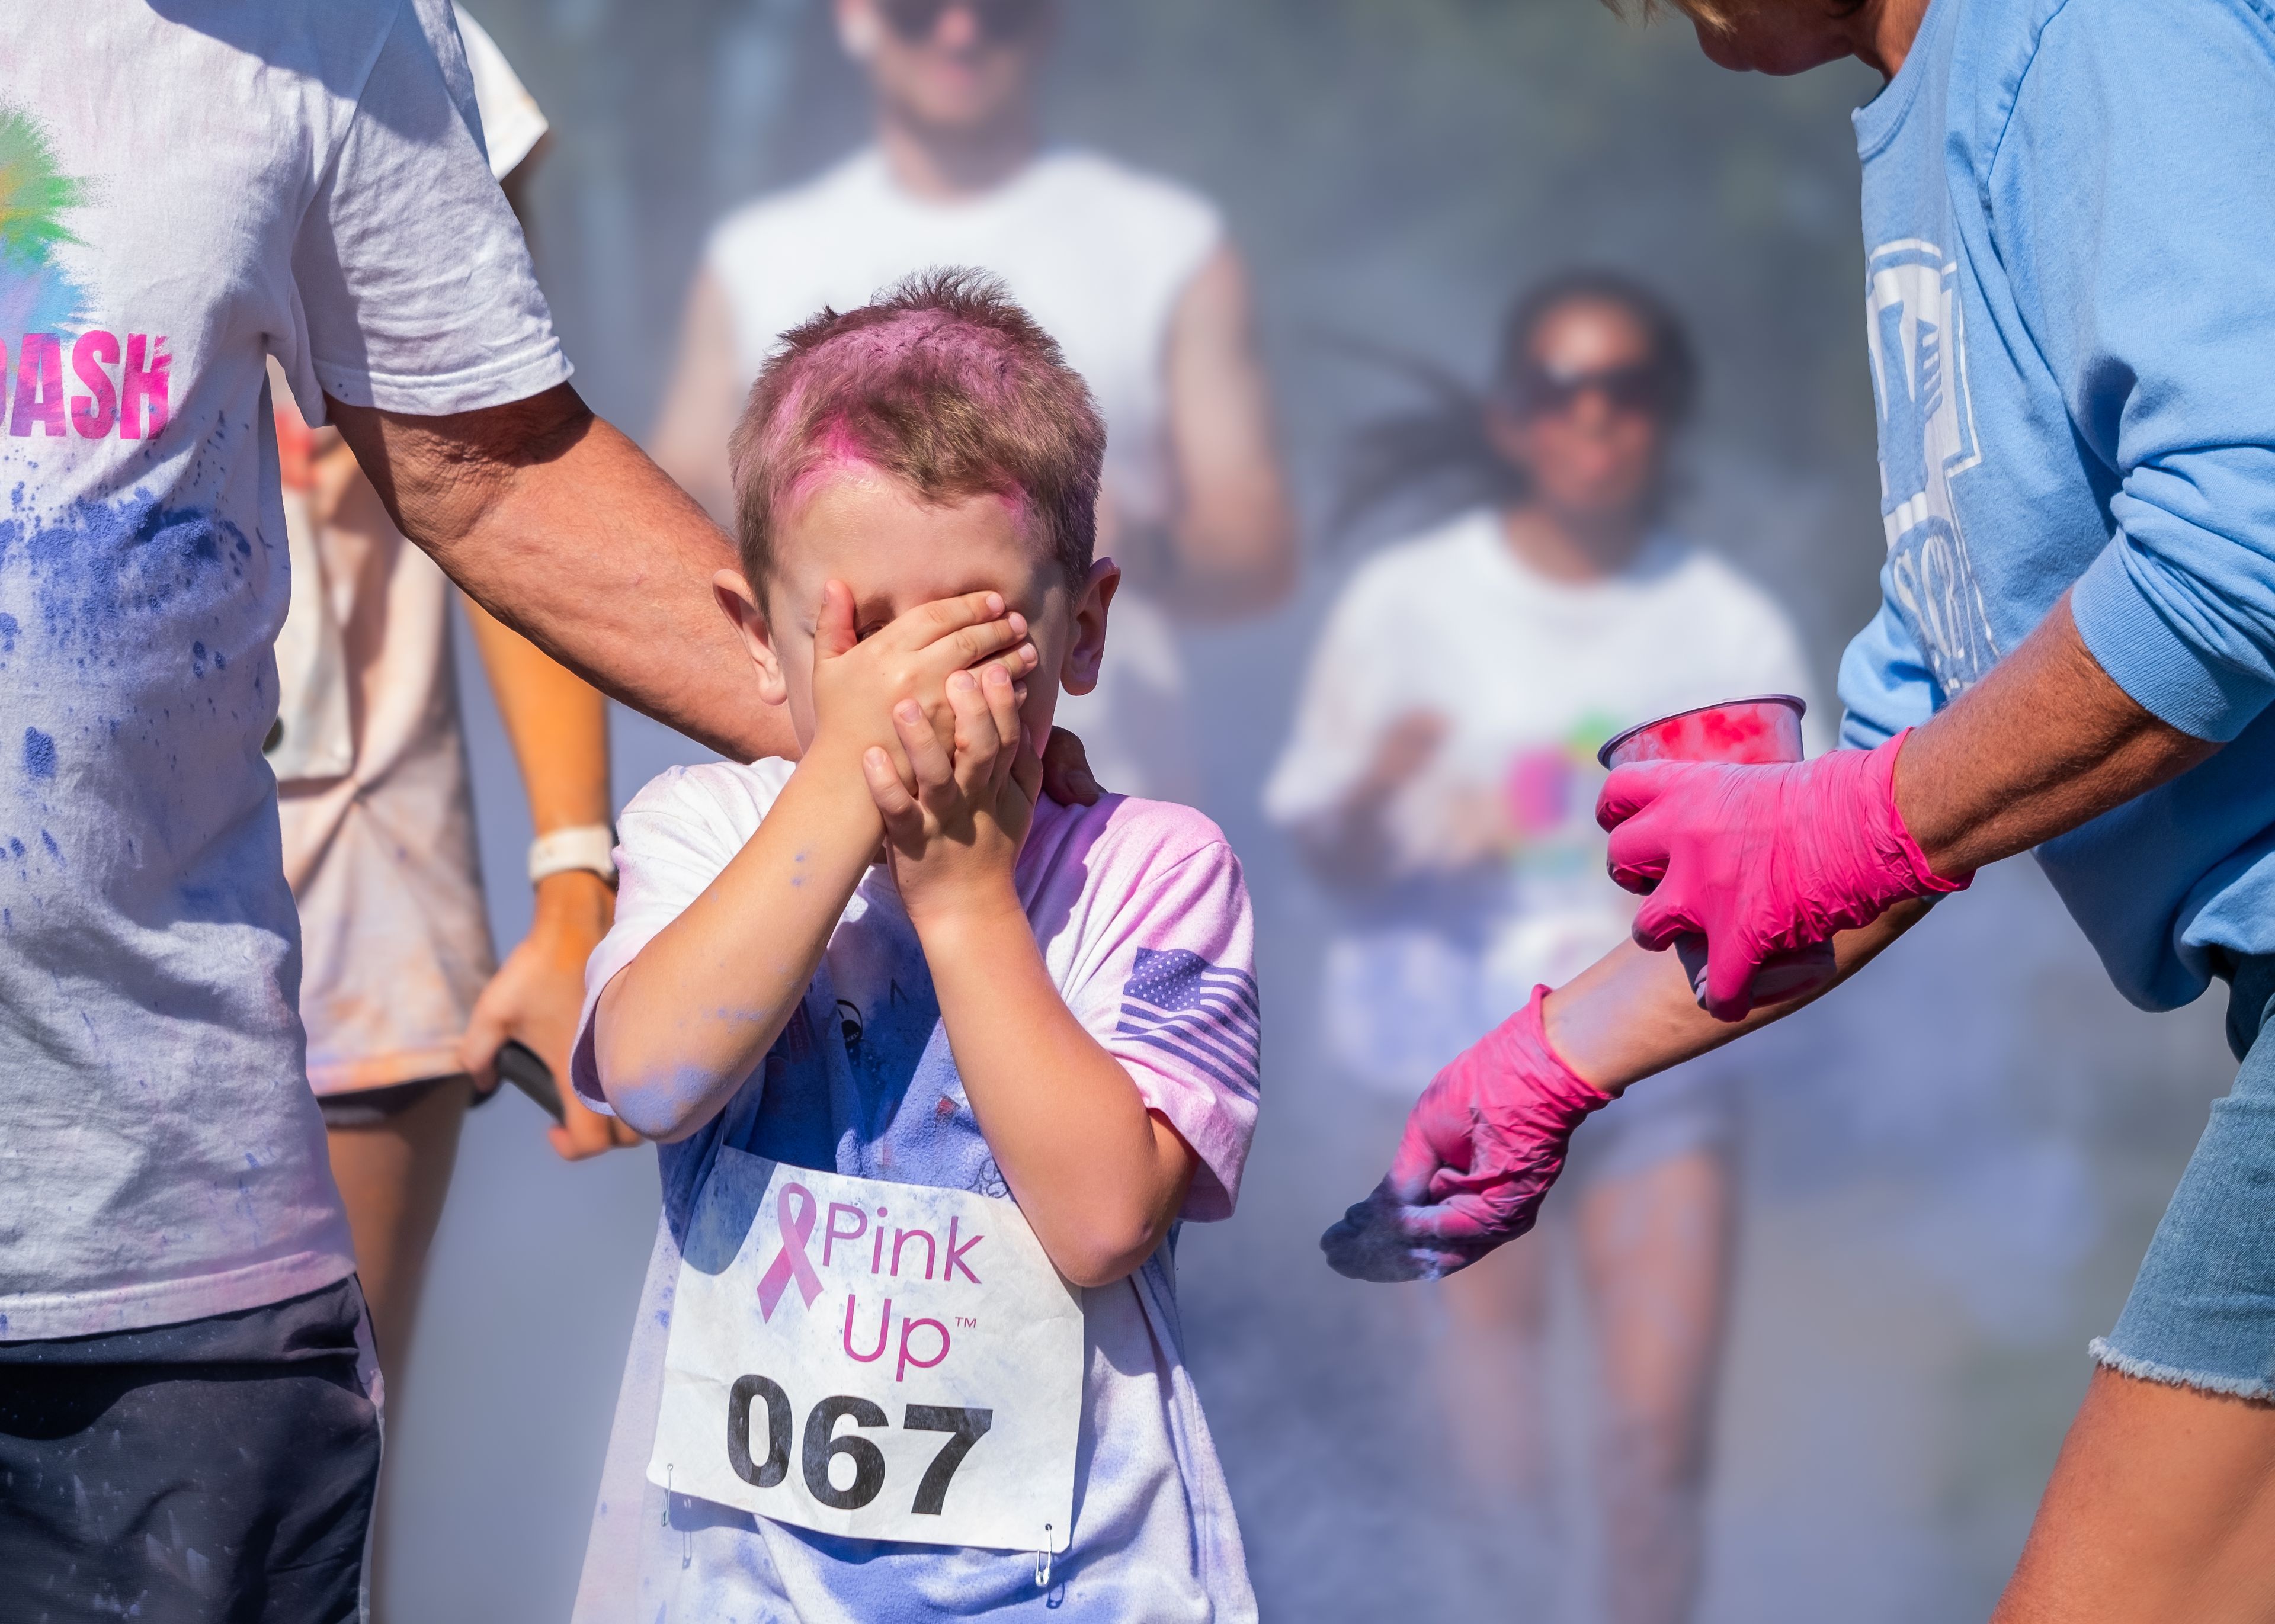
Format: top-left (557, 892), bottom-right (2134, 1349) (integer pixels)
top-left (704, 147), bottom-right (1222, 804)
top-left (1265, 508), bottom-right (1820, 1093)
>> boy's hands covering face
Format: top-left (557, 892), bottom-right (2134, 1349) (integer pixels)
top-left (805, 581), bottom-right (1038, 776)
top-left (863, 658), bottom-right (1042, 925)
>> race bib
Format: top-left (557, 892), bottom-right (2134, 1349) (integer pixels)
top-left (650, 1148), bottom-right (1083, 1555)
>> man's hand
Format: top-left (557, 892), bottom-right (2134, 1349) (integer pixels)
top-left (862, 659), bottom-right (1041, 928)
top-left (1040, 726), bottom-right (1102, 807)
top-left (459, 871), bottom-right (637, 1161)
top-left (1596, 731), bottom-right (1968, 1020)
top-left (1321, 988), bottom-right (1611, 1281)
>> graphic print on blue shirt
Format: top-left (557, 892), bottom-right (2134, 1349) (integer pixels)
top-left (1113, 948), bottom-right (1261, 1102)
top-left (1839, 0), bottom-right (2275, 1008)
top-left (659, 885), bottom-right (1006, 1256)
top-left (1866, 237), bottom-right (1997, 697)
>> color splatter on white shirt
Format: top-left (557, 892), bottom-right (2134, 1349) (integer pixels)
top-left (0, 0), bottom-right (568, 1338)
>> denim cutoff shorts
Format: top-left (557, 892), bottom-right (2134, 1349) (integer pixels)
top-left (2093, 954), bottom-right (2275, 1398)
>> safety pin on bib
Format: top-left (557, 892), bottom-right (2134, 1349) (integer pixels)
top-left (1035, 1524), bottom-right (1055, 1589)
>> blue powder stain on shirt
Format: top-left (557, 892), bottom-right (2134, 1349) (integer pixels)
top-left (22, 728), bottom-right (55, 780)
top-left (191, 641), bottom-right (206, 677)
top-left (0, 611), bottom-right (15, 653)
top-left (39, 830), bottom-right (60, 861)
top-left (0, 495), bottom-right (250, 657)
top-left (8, 837), bottom-right (23, 858)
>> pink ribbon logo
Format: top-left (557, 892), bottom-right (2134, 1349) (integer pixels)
top-left (756, 1182), bottom-right (824, 1322)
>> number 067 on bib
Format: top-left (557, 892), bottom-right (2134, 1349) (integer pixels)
top-left (650, 1149), bottom-right (1084, 1554)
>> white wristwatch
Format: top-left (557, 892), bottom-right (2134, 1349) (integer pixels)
top-left (528, 823), bottom-right (617, 887)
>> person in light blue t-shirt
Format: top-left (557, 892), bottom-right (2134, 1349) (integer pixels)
top-left (1330, 0), bottom-right (2275, 1616)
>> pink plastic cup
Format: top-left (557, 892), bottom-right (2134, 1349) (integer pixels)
top-left (1597, 695), bottom-right (1837, 1009)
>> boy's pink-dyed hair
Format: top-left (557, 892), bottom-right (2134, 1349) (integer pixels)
top-left (728, 267), bottom-right (1106, 602)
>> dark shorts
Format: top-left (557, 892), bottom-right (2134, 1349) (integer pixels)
top-left (2094, 954), bottom-right (2275, 1399)
top-left (316, 1072), bottom-right (469, 1130)
top-left (0, 1278), bottom-right (382, 1624)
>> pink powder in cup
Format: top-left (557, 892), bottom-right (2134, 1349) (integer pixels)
top-left (1595, 694), bottom-right (1807, 771)
top-left (1597, 695), bottom-right (1837, 1008)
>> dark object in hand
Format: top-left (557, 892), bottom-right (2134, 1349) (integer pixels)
top-left (494, 1039), bottom-right (566, 1125)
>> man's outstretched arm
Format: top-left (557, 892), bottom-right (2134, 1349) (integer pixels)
top-left (1325, 595), bottom-right (2220, 1282)
top-left (329, 383), bottom-right (791, 763)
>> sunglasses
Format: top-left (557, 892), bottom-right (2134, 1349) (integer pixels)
top-left (1507, 360), bottom-right (1674, 421)
top-left (876, 0), bottom-right (1049, 44)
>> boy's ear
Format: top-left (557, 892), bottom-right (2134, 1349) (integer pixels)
top-left (1057, 558), bottom-right (1119, 698)
top-left (713, 569), bottom-right (789, 707)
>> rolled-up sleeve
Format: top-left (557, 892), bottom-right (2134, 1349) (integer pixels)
top-left (1992, 0), bottom-right (2275, 742)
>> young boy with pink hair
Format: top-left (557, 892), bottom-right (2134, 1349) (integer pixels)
top-left (565, 269), bottom-right (1260, 1620)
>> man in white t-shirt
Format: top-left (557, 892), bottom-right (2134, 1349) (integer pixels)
top-left (0, 6), bottom-right (1085, 1616)
top-left (650, 0), bottom-right (1297, 804)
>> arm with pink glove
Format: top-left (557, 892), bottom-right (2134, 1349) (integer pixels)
top-left (1324, 596), bottom-right (2216, 1281)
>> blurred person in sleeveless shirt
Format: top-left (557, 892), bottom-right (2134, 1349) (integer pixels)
top-left (651, 0), bottom-right (1296, 805)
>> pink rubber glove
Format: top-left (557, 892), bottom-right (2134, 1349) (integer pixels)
top-left (1321, 988), bottom-right (1611, 1282)
top-left (1596, 729), bottom-right (1969, 1021)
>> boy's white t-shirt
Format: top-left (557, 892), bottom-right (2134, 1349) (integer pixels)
top-left (0, 0), bottom-right (570, 1337)
top-left (1264, 509), bottom-right (1819, 1092)
top-left (568, 761), bottom-right (1261, 1623)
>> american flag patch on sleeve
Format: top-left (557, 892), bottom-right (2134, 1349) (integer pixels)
top-left (1114, 948), bottom-right (1261, 1099)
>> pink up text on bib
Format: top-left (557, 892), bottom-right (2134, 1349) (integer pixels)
top-left (651, 1148), bottom-right (1082, 1555)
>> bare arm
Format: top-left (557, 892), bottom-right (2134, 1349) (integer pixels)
top-left (594, 746), bottom-right (881, 1142)
top-left (1545, 899), bottom-right (1934, 1093)
top-left (647, 265), bottom-right (742, 526)
top-left (1147, 245), bottom-right (1298, 621)
top-left (327, 383), bottom-right (795, 762)
top-left (457, 598), bottom-right (640, 1158)
top-left (924, 903), bottom-right (1196, 1289)
top-left (463, 598), bottom-right (613, 837)
top-left (1894, 594), bottom-right (2219, 874)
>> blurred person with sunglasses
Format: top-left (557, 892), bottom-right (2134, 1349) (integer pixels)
top-left (1268, 272), bottom-right (1818, 1624)
top-left (1328, 0), bottom-right (2275, 1616)
top-left (652, 0), bottom-right (1296, 807)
